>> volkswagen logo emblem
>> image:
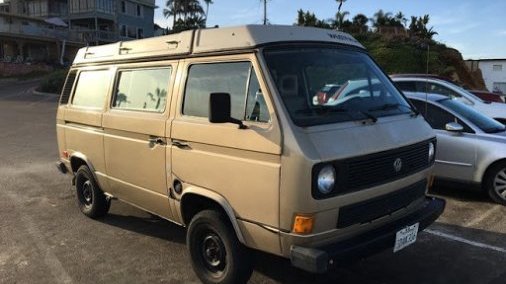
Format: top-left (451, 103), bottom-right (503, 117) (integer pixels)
top-left (393, 158), bottom-right (403, 172)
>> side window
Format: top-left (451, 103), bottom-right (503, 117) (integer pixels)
top-left (72, 70), bottom-right (111, 109)
top-left (245, 68), bottom-right (270, 123)
top-left (412, 100), bottom-right (473, 133)
top-left (415, 82), bottom-right (459, 98)
top-left (113, 67), bottom-right (171, 112)
top-left (183, 62), bottom-right (253, 120)
top-left (394, 81), bottom-right (417, 93)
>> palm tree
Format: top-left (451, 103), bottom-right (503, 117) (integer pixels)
top-left (395, 11), bottom-right (407, 27)
top-left (164, 0), bottom-right (205, 32)
top-left (163, 0), bottom-right (181, 29)
top-left (334, 11), bottom-right (349, 30)
top-left (371, 9), bottom-right (393, 28)
top-left (203, 0), bottom-right (214, 26)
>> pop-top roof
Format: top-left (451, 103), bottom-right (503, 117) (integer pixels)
top-left (73, 25), bottom-right (364, 65)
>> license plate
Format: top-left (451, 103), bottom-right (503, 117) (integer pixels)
top-left (393, 223), bottom-right (419, 253)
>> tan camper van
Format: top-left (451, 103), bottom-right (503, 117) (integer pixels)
top-left (56, 25), bottom-right (445, 284)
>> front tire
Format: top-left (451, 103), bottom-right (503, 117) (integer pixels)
top-left (75, 165), bottom-right (110, 218)
top-left (187, 210), bottom-right (253, 284)
top-left (483, 162), bottom-right (506, 205)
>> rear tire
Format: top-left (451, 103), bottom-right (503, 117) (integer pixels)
top-left (483, 162), bottom-right (506, 205)
top-left (187, 210), bottom-right (253, 284)
top-left (75, 165), bottom-right (110, 218)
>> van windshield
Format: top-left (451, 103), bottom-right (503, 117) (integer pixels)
top-left (263, 46), bottom-right (413, 127)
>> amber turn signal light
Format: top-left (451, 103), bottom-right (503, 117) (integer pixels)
top-left (292, 214), bottom-right (314, 234)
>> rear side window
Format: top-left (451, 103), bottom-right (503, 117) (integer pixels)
top-left (113, 67), bottom-right (171, 112)
top-left (59, 70), bottom-right (77, 104)
top-left (72, 70), bottom-right (111, 109)
top-left (183, 62), bottom-right (270, 122)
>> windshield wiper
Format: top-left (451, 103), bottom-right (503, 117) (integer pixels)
top-left (368, 103), bottom-right (419, 117)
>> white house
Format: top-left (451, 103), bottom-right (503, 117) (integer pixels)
top-left (467, 59), bottom-right (506, 93)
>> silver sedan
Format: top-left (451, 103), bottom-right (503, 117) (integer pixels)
top-left (406, 92), bottom-right (506, 205)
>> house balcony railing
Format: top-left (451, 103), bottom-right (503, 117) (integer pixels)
top-left (0, 20), bottom-right (84, 43)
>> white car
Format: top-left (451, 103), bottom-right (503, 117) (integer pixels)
top-left (392, 76), bottom-right (506, 124)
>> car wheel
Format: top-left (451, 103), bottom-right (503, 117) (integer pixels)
top-left (484, 162), bottom-right (506, 205)
top-left (187, 210), bottom-right (253, 284)
top-left (75, 165), bottom-right (110, 218)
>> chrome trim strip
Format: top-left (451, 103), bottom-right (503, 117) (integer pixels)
top-left (435, 160), bottom-right (473, 167)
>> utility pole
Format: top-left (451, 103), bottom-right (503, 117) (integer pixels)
top-left (262, 0), bottom-right (267, 25)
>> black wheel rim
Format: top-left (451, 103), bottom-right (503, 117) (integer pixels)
top-left (199, 231), bottom-right (226, 276)
top-left (78, 178), bottom-right (93, 208)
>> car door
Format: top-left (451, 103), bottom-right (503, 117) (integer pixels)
top-left (102, 61), bottom-right (176, 219)
top-left (170, 55), bottom-right (282, 231)
top-left (412, 100), bottom-right (476, 181)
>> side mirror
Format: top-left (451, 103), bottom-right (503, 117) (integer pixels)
top-left (445, 122), bottom-right (464, 133)
top-left (209, 93), bottom-right (247, 129)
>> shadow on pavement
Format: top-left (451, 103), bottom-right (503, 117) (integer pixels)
top-left (430, 181), bottom-right (492, 204)
top-left (99, 213), bottom-right (186, 245)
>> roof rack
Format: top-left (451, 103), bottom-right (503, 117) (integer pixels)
top-left (73, 25), bottom-right (364, 65)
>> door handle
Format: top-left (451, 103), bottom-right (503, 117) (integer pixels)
top-left (148, 137), bottom-right (165, 145)
top-left (172, 140), bottom-right (191, 149)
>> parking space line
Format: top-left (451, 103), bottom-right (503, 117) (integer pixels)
top-left (464, 205), bottom-right (502, 227)
top-left (425, 229), bottom-right (506, 254)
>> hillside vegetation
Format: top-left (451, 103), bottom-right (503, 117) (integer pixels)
top-left (296, 8), bottom-right (486, 90)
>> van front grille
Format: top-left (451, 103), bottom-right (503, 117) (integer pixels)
top-left (343, 140), bottom-right (433, 190)
top-left (312, 139), bottom-right (434, 199)
top-left (336, 179), bottom-right (427, 228)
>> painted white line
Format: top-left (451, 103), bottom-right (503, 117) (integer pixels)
top-left (464, 205), bottom-right (502, 227)
top-left (425, 229), bottom-right (506, 254)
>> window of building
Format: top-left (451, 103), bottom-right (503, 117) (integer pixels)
top-left (493, 64), bottom-right (503, 72)
top-left (72, 70), bottom-right (111, 109)
top-left (493, 82), bottom-right (506, 94)
top-left (127, 26), bottom-right (136, 38)
top-left (183, 62), bottom-right (270, 122)
top-left (137, 28), bottom-right (144, 39)
top-left (136, 4), bottom-right (142, 17)
top-left (121, 1), bottom-right (126, 13)
top-left (120, 25), bottom-right (127, 37)
top-left (113, 68), bottom-right (171, 112)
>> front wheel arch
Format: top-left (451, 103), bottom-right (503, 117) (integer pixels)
top-left (180, 191), bottom-right (246, 245)
top-left (482, 159), bottom-right (506, 204)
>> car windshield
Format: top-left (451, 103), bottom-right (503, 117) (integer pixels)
top-left (439, 98), bottom-right (506, 133)
top-left (263, 46), bottom-right (413, 127)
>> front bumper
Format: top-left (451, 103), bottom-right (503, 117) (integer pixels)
top-left (290, 196), bottom-right (445, 273)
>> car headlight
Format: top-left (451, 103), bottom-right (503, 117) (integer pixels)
top-left (428, 142), bottom-right (435, 163)
top-left (317, 165), bottom-right (336, 195)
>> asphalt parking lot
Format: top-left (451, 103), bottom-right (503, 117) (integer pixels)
top-left (0, 79), bottom-right (505, 284)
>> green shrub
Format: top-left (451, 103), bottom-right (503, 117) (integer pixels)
top-left (37, 69), bottom-right (68, 94)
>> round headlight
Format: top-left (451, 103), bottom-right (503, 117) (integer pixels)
top-left (428, 142), bottom-right (435, 162)
top-left (317, 165), bottom-right (336, 194)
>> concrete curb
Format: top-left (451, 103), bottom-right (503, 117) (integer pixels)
top-left (32, 89), bottom-right (59, 96)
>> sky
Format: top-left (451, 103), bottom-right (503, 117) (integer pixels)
top-left (154, 0), bottom-right (506, 60)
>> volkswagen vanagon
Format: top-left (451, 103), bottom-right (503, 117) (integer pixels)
top-left (56, 25), bottom-right (445, 284)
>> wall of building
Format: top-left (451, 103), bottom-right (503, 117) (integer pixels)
top-left (0, 61), bottom-right (53, 76)
top-left (478, 60), bottom-right (506, 93)
top-left (117, 0), bottom-right (154, 39)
